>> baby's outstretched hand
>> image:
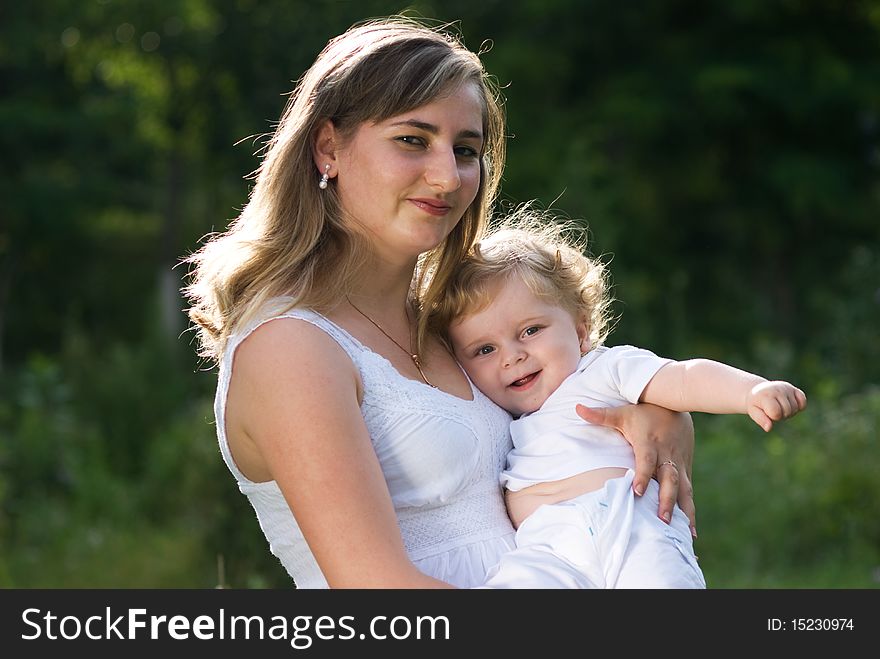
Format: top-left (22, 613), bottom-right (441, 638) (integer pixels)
top-left (747, 381), bottom-right (807, 432)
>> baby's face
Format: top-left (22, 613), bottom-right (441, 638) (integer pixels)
top-left (449, 274), bottom-right (588, 417)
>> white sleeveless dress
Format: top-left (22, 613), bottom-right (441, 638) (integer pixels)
top-left (215, 307), bottom-right (516, 588)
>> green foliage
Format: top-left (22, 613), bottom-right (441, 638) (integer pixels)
top-left (693, 387), bottom-right (880, 587)
top-left (1, 0), bottom-right (877, 587)
top-left (0, 331), bottom-right (289, 587)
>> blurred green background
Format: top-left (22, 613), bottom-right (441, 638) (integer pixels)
top-left (2, 0), bottom-right (878, 588)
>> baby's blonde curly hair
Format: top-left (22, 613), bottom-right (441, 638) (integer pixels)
top-left (429, 208), bottom-right (615, 352)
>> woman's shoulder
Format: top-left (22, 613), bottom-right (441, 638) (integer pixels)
top-left (227, 310), bottom-right (362, 417)
top-left (234, 311), bottom-right (351, 374)
top-left (225, 300), bottom-right (358, 364)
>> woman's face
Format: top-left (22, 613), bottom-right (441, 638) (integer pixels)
top-left (333, 82), bottom-right (485, 265)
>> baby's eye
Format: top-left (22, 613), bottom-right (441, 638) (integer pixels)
top-left (522, 326), bottom-right (542, 338)
top-left (476, 345), bottom-right (495, 356)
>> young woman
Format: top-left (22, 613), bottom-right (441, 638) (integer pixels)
top-left (183, 17), bottom-right (696, 588)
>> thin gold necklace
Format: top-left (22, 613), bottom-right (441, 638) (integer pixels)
top-left (346, 296), bottom-right (437, 388)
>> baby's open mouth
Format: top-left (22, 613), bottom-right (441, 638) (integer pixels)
top-left (510, 372), bottom-right (539, 388)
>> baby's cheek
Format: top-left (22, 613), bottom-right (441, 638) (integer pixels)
top-left (475, 376), bottom-right (508, 410)
top-left (482, 375), bottom-right (505, 401)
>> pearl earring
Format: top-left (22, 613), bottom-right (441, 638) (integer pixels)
top-left (318, 164), bottom-right (331, 190)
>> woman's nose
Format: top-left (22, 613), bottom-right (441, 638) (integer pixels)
top-left (425, 148), bottom-right (461, 192)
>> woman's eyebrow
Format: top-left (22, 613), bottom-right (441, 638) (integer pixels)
top-left (389, 119), bottom-right (483, 141)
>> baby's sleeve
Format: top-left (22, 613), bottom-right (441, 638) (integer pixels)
top-left (603, 345), bottom-right (673, 403)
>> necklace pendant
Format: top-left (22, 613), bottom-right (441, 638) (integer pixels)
top-left (345, 295), bottom-right (437, 388)
top-left (410, 354), bottom-right (436, 388)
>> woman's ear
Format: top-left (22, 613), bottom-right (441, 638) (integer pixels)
top-left (312, 119), bottom-right (338, 176)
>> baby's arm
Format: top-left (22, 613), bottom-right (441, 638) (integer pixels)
top-left (640, 359), bottom-right (807, 432)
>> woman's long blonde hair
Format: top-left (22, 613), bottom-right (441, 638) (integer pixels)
top-left (183, 16), bottom-right (505, 362)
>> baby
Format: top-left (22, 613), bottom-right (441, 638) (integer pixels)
top-left (431, 217), bottom-right (806, 588)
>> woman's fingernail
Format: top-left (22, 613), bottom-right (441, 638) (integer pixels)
top-left (691, 526), bottom-right (698, 539)
top-left (634, 483), bottom-right (644, 496)
top-left (661, 511), bottom-right (671, 524)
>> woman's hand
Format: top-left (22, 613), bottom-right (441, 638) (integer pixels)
top-left (576, 403), bottom-right (697, 538)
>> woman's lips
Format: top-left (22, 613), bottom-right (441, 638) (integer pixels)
top-left (409, 198), bottom-right (452, 216)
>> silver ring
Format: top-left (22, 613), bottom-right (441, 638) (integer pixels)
top-left (658, 459), bottom-right (678, 471)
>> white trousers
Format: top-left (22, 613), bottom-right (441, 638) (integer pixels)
top-left (482, 470), bottom-right (706, 589)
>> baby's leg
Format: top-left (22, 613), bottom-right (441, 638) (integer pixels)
top-left (480, 500), bottom-right (605, 589)
top-left (611, 479), bottom-right (705, 589)
top-left (480, 545), bottom-right (597, 589)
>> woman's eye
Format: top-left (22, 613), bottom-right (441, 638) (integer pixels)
top-left (476, 345), bottom-right (495, 356)
top-left (397, 135), bottom-right (426, 147)
top-left (454, 145), bottom-right (479, 158)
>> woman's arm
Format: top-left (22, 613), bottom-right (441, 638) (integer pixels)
top-left (576, 403), bottom-right (696, 537)
top-left (226, 318), bottom-right (453, 588)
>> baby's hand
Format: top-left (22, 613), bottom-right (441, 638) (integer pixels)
top-left (747, 381), bottom-right (807, 432)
